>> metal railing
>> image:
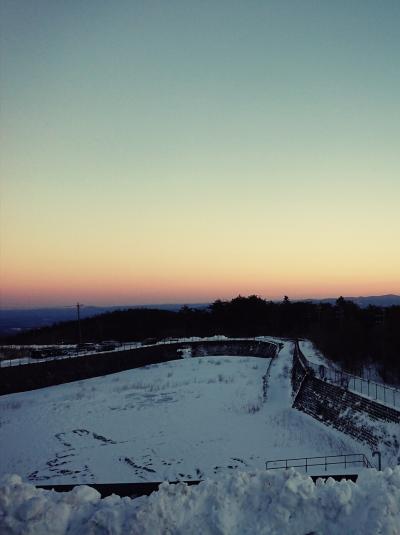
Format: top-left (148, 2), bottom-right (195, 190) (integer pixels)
top-left (306, 359), bottom-right (400, 408)
top-left (266, 453), bottom-right (373, 473)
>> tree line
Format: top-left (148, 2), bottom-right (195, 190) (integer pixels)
top-left (3, 295), bottom-right (400, 382)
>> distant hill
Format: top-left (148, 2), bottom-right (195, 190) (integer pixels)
top-left (0, 304), bottom-right (209, 336)
top-left (312, 294), bottom-right (400, 308)
top-left (0, 295), bottom-right (398, 336)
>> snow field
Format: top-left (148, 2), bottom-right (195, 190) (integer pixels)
top-left (0, 342), bottom-right (371, 484)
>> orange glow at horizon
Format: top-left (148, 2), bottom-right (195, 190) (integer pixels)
top-left (1, 261), bottom-right (398, 308)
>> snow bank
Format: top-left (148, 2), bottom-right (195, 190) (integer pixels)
top-left (1, 468), bottom-right (400, 535)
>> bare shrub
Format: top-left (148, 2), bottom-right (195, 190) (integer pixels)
top-left (218, 374), bottom-right (234, 383)
top-left (1, 400), bottom-right (23, 410)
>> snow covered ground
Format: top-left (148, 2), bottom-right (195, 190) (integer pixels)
top-left (299, 339), bottom-right (336, 368)
top-left (2, 468), bottom-right (400, 535)
top-left (0, 341), bottom-right (372, 485)
top-left (299, 339), bottom-right (400, 409)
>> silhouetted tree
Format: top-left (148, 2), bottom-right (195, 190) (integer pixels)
top-left (3, 296), bottom-right (400, 382)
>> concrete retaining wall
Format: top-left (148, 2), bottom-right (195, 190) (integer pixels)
top-left (291, 343), bottom-right (308, 398)
top-left (0, 339), bottom-right (278, 396)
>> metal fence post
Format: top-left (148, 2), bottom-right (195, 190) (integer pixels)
top-left (372, 451), bottom-right (381, 471)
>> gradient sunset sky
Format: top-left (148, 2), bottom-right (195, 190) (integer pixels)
top-left (1, 1), bottom-right (399, 308)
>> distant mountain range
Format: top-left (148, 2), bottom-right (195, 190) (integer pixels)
top-left (310, 294), bottom-right (400, 308)
top-left (0, 295), bottom-right (398, 336)
top-left (0, 304), bottom-right (208, 336)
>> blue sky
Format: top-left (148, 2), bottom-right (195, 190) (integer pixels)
top-left (1, 1), bottom-right (399, 306)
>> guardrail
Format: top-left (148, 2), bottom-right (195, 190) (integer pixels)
top-left (0, 337), bottom-right (278, 369)
top-left (0, 342), bottom-right (142, 368)
top-left (306, 359), bottom-right (400, 408)
top-left (266, 453), bottom-right (372, 473)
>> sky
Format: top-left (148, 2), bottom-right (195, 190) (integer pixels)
top-left (1, 0), bottom-right (399, 308)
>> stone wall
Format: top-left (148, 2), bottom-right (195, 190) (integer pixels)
top-left (190, 340), bottom-right (277, 358)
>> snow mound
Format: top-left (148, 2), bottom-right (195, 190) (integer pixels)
top-left (1, 468), bottom-right (400, 535)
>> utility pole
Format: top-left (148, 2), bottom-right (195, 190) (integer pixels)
top-left (76, 302), bottom-right (84, 347)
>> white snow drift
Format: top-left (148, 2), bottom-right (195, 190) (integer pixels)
top-left (1, 467), bottom-right (400, 535)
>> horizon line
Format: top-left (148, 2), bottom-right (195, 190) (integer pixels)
top-left (1, 293), bottom-right (399, 311)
